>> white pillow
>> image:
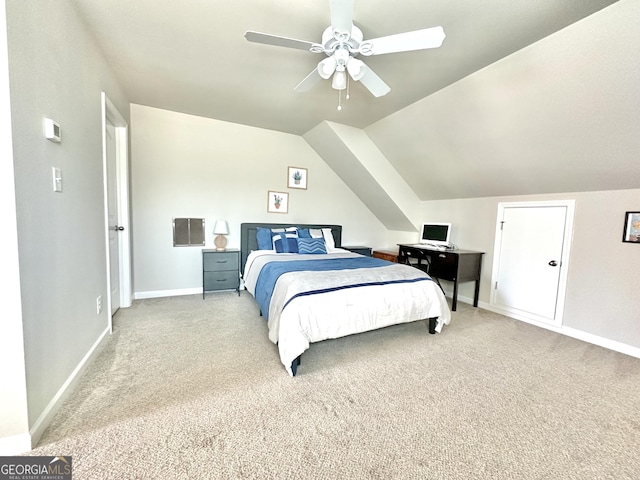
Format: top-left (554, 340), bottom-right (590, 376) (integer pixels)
top-left (321, 228), bottom-right (336, 250)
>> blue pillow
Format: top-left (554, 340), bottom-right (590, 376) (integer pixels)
top-left (297, 228), bottom-right (312, 238)
top-left (297, 237), bottom-right (327, 254)
top-left (272, 229), bottom-right (299, 253)
top-left (256, 227), bottom-right (273, 250)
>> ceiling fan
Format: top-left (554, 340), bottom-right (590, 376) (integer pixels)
top-left (244, 0), bottom-right (445, 108)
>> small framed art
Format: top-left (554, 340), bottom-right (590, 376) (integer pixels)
top-left (288, 166), bottom-right (308, 190)
top-left (267, 191), bottom-right (289, 214)
top-left (622, 211), bottom-right (640, 243)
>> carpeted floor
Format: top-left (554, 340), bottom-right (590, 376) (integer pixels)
top-left (27, 293), bottom-right (640, 479)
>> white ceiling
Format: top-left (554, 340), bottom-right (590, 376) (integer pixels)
top-left (72, 0), bottom-right (618, 136)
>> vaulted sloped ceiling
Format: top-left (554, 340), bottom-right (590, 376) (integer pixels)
top-left (303, 1), bottom-right (638, 213)
top-left (365, 1), bottom-right (640, 201)
top-left (71, 0), bottom-right (619, 136)
top-left (304, 121), bottom-right (419, 231)
top-left (70, 0), bottom-right (638, 202)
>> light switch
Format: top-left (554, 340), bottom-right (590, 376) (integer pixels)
top-left (52, 167), bottom-right (62, 192)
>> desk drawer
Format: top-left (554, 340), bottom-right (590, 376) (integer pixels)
top-left (429, 252), bottom-right (457, 280)
top-left (203, 252), bottom-right (238, 272)
top-left (204, 271), bottom-right (239, 291)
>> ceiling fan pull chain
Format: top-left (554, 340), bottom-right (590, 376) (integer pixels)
top-left (337, 88), bottom-right (342, 111)
top-left (346, 74), bottom-right (350, 100)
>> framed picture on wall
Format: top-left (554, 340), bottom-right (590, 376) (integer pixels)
top-left (622, 211), bottom-right (640, 243)
top-left (267, 191), bottom-right (289, 214)
top-left (287, 166), bottom-right (308, 190)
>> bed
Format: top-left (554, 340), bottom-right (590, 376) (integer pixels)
top-left (240, 222), bottom-right (451, 376)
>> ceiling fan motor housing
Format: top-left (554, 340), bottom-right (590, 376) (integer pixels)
top-left (321, 25), bottom-right (363, 55)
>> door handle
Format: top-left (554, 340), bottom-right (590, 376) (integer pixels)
top-left (114, 226), bottom-right (125, 231)
top-left (548, 260), bottom-right (558, 267)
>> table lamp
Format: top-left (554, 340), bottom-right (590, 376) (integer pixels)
top-left (213, 220), bottom-right (229, 251)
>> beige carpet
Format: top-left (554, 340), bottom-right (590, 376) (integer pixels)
top-left (28, 293), bottom-right (640, 479)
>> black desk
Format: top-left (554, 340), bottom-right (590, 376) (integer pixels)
top-left (397, 244), bottom-right (484, 311)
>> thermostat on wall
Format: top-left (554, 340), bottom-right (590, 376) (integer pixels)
top-left (44, 118), bottom-right (61, 143)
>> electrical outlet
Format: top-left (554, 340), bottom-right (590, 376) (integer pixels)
top-left (96, 295), bottom-right (102, 315)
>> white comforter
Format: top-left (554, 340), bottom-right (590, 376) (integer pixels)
top-left (244, 250), bottom-right (451, 375)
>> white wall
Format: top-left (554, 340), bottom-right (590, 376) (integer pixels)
top-left (421, 188), bottom-right (640, 350)
top-left (5, 0), bottom-right (129, 448)
top-left (130, 105), bottom-right (392, 297)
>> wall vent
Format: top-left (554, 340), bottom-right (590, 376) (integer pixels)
top-left (173, 218), bottom-right (205, 246)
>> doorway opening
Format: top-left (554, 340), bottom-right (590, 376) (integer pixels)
top-left (101, 93), bottom-right (131, 332)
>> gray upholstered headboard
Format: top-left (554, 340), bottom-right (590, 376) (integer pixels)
top-left (240, 223), bottom-right (342, 275)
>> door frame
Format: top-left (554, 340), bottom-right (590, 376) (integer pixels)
top-left (101, 92), bottom-right (131, 332)
top-left (490, 200), bottom-right (575, 327)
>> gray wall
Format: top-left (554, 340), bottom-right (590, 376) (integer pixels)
top-left (361, 0), bottom-right (640, 351)
top-left (4, 0), bottom-right (129, 444)
top-left (0, 0), bottom-right (29, 451)
top-left (130, 104), bottom-right (399, 297)
top-left (420, 191), bottom-right (640, 349)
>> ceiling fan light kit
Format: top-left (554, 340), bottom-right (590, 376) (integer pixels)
top-left (244, 0), bottom-right (445, 109)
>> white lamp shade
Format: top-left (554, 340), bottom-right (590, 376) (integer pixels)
top-left (332, 69), bottom-right (347, 90)
top-left (347, 58), bottom-right (366, 81)
top-left (213, 220), bottom-right (229, 235)
top-left (317, 57), bottom-right (337, 79)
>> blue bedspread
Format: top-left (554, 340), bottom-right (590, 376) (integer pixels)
top-left (255, 257), bottom-right (394, 320)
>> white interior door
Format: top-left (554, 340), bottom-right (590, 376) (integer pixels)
top-left (106, 119), bottom-right (120, 315)
top-left (102, 93), bottom-right (131, 333)
top-left (492, 202), bottom-right (573, 326)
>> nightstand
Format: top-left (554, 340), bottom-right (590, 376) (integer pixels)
top-left (202, 249), bottom-right (240, 298)
top-left (342, 246), bottom-right (372, 256)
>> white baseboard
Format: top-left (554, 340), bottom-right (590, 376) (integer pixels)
top-left (0, 432), bottom-right (31, 456)
top-left (558, 326), bottom-right (640, 359)
top-left (134, 287), bottom-right (201, 300)
top-left (28, 326), bottom-right (111, 448)
top-left (478, 301), bottom-right (640, 360)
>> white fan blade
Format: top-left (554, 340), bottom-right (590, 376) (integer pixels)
top-left (330, 0), bottom-right (354, 37)
top-left (364, 26), bottom-right (446, 56)
top-left (244, 31), bottom-right (316, 52)
top-left (358, 65), bottom-right (391, 97)
top-left (294, 69), bottom-right (323, 93)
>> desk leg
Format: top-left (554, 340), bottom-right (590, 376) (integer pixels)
top-left (452, 280), bottom-right (458, 311)
top-left (473, 279), bottom-right (480, 307)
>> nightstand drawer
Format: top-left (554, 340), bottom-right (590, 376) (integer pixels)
top-left (204, 271), bottom-right (239, 290)
top-left (203, 252), bottom-right (238, 271)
